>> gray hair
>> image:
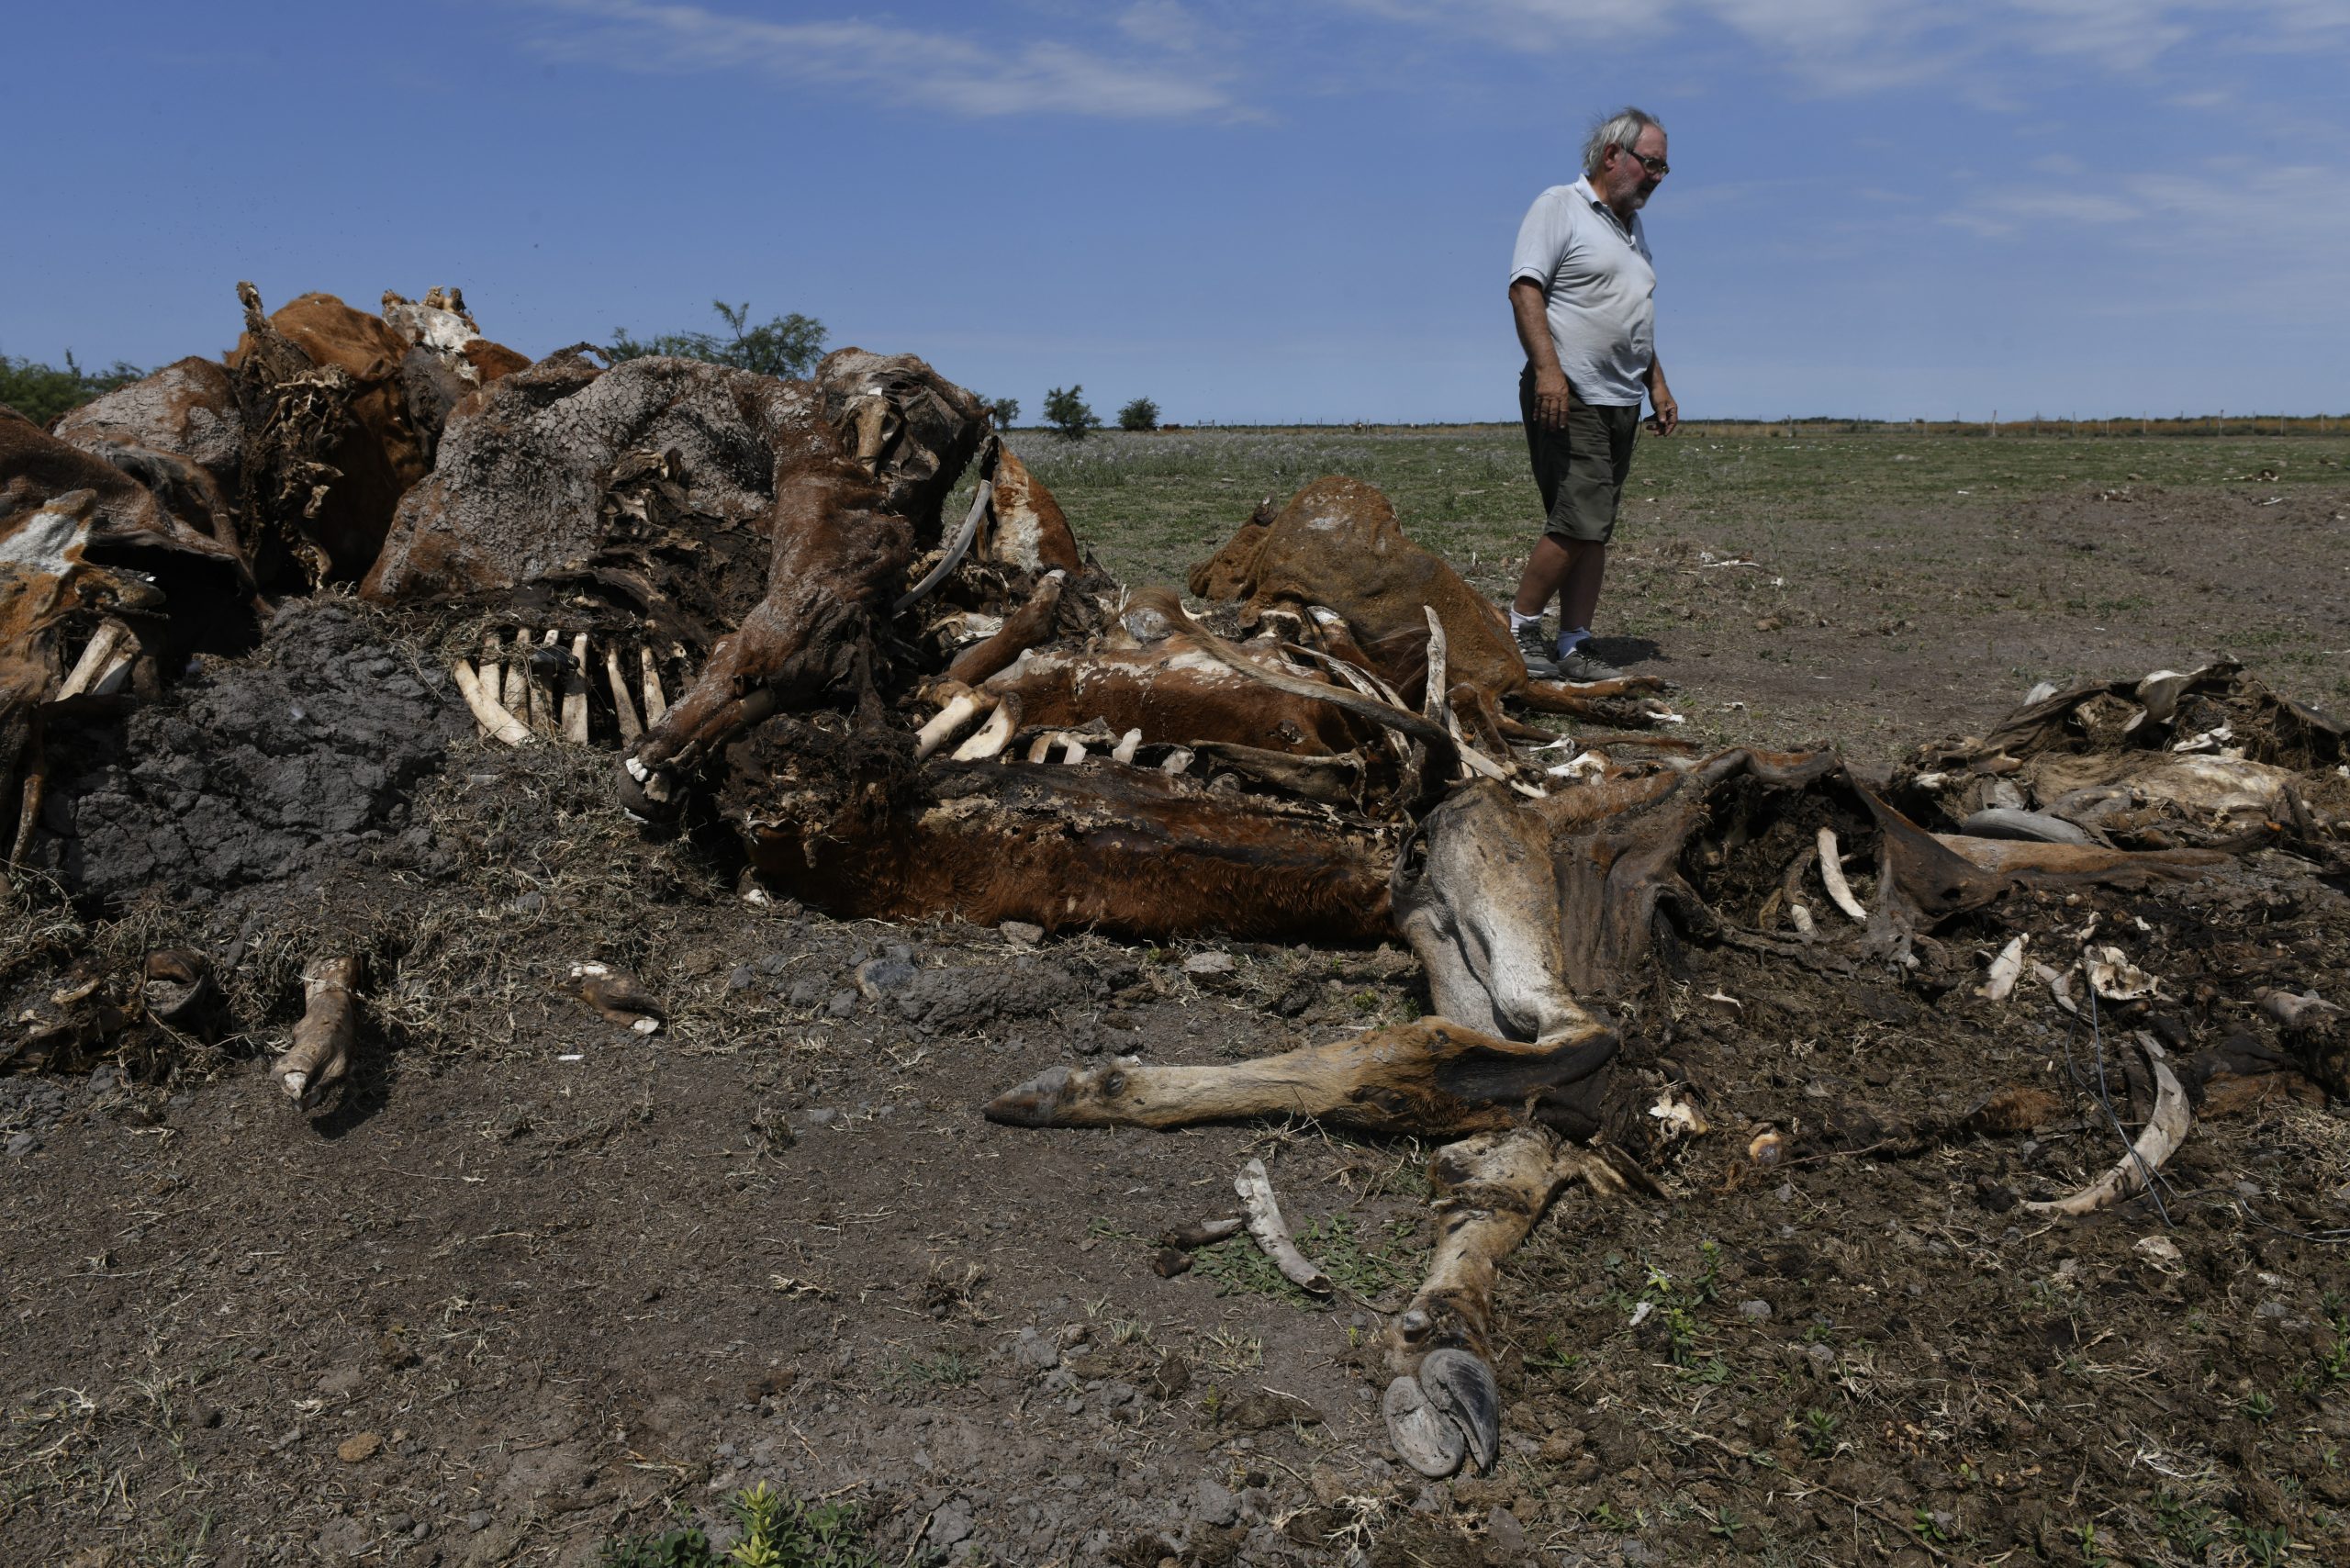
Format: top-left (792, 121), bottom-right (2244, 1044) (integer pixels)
top-left (1583, 106), bottom-right (1664, 178)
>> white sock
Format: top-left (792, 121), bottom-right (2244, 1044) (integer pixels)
top-left (1558, 627), bottom-right (1591, 656)
top-left (1509, 610), bottom-right (1542, 634)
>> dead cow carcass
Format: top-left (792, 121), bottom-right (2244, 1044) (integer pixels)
top-left (0, 409), bottom-right (260, 881)
top-left (1191, 476), bottom-right (1676, 727)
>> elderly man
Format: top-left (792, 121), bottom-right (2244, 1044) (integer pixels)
top-left (1506, 106), bottom-right (1678, 683)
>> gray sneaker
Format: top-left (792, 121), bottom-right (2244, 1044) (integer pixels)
top-left (1512, 620), bottom-right (1561, 679)
top-left (1556, 646), bottom-right (1626, 683)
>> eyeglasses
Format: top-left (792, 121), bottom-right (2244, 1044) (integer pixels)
top-left (1615, 146), bottom-right (1670, 176)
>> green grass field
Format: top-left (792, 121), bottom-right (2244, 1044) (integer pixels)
top-left (1005, 428), bottom-right (2350, 757)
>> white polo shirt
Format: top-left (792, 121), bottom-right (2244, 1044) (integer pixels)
top-left (1509, 176), bottom-right (1655, 408)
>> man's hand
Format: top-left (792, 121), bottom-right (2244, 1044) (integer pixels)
top-left (1532, 371), bottom-right (1573, 431)
top-left (1646, 389), bottom-right (1678, 437)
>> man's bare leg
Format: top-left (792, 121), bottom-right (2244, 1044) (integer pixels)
top-left (1514, 538), bottom-right (1606, 637)
top-left (1558, 542), bottom-right (1606, 646)
top-left (1512, 536), bottom-right (1574, 618)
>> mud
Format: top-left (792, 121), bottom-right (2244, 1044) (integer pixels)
top-left (24, 599), bottom-right (464, 913)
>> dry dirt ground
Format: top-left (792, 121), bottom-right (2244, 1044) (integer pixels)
top-left (4, 433), bottom-right (2349, 1568)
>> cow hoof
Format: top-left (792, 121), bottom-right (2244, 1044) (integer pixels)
top-left (617, 756), bottom-right (681, 822)
top-left (1419, 1348), bottom-right (1501, 1473)
top-left (982, 1065), bottom-right (1075, 1126)
top-left (1382, 1375), bottom-right (1467, 1478)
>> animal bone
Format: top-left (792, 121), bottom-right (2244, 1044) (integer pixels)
top-left (450, 660), bottom-right (534, 745)
top-left (1816, 826), bottom-right (1868, 922)
top-left (562, 633), bottom-right (590, 743)
top-left (274, 954), bottom-right (364, 1111)
top-left (1110, 727), bottom-right (1143, 765)
top-left (1024, 732), bottom-right (1056, 764)
top-left (945, 568), bottom-right (1065, 689)
top-left (2087, 946), bottom-right (2158, 1002)
top-left (1978, 935), bottom-right (2028, 1002)
top-left (58, 620), bottom-right (137, 699)
top-left (984, 1018), bottom-right (1616, 1137)
top-left (949, 700), bottom-right (1018, 762)
top-left (1058, 734), bottom-right (1089, 765)
top-left (891, 438), bottom-right (997, 612)
top-left (606, 645), bottom-right (643, 743)
top-left (639, 644), bottom-right (668, 724)
top-left (476, 629), bottom-right (504, 737)
top-left (1234, 1159), bottom-right (1331, 1295)
top-left (528, 629), bottom-right (562, 737)
top-left (2256, 987), bottom-right (2344, 1031)
top-left (2023, 1034), bottom-right (2188, 1216)
top-left (1159, 1216), bottom-right (1244, 1249)
top-left (503, 631), bottom-right (532, 722)
top-left (914, 688), bottom-right (993, 761)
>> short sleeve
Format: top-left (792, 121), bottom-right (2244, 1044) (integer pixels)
top-left (1510, 188), bottom-right (1572, 288)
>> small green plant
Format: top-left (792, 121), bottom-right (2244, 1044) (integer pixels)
top-left (1911, 1507), bottom-right (1948, 1544)
top-left (1117, 396), bottom-right (1161, 432)
top-left (599, 1523), bottom-right (715, 1568)
top-left (2243, 1389), bottom-right (2277, 1422)
top-left (1799, 1407), bottom-right (1841, 1459)
top-left (883, 1348), bottom-right (978, 1389)
top-left (1526, 1335), bottom-right (1581, 1375)
top-left (1193, 1214), bottom-right (1423, 1304)
top-left (2233, 1521), bottom-right (2292, 1568)
top-left (2071, 1520), bottom-right (2109, 1568)
top-left (1706, 1507), bottom-right (1743, 1540)
top-left (2153, 1489), bottom-right (2221, 1557)
top-left (1043, 385), bottom-right (1101, 440)
top-left (597, 1482), bottom-right (883, 1568)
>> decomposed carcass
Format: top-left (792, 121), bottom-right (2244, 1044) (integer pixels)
top-left (10, 281), bottom-right (2349, 1488)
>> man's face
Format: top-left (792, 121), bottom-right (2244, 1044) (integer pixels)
top-left (1600, 127), bottom-right (1669, 210)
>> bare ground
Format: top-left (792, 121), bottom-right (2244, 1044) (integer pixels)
top-left (5, 446), bottom-right (2350, 1568)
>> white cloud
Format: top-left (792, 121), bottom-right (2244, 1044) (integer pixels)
top-left (518, 0), bottom-right (1237, 120)
top-left (1342, 1), bottom-right (2348, 95)
top-left (1941, 156), bottom-right (2350, 271)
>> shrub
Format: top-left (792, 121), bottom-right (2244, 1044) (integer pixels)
top-left (0, 350), bottom-right (144, 427)
top-left (979, 395), bottom-right (1020, 430)
top-left (1117, 397), bottom-right (1160, 432)
top-left (1042, 385), bottom-right (1100, 441)
top-left (606, 302), bottom-right (827, 380)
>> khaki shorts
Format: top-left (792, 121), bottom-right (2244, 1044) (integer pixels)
top-left (1519, 366), bottom-right (1639, 545)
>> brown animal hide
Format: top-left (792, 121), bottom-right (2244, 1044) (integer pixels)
top-left (727, 749), bottom-right (1393, 945)
top-left (944, 570), bottom-right (1068, 688)
top-left (1903, 665), bottom-right (2346, 857)
top-left (53, 357), bottom-right (247, 545)
top-left (0, 409), bottom-right (260, 873)
top-left (621, 351), bottom-right (988, 794)
top-left (976, 447), bottom-right (1080, 573)
top-left (1188, 476), bottom-right (1673, 723)
top-left (225, 286), bottom-right (433, 585)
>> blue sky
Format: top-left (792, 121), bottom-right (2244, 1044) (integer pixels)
top-left (12, 1), bottom-right (2345, 422)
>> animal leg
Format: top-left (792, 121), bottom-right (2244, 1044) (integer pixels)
top-left (985, 1016), bottom-right (1615, 1138)
top-left (1383, 1130), bottom-right (1636, 1477)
